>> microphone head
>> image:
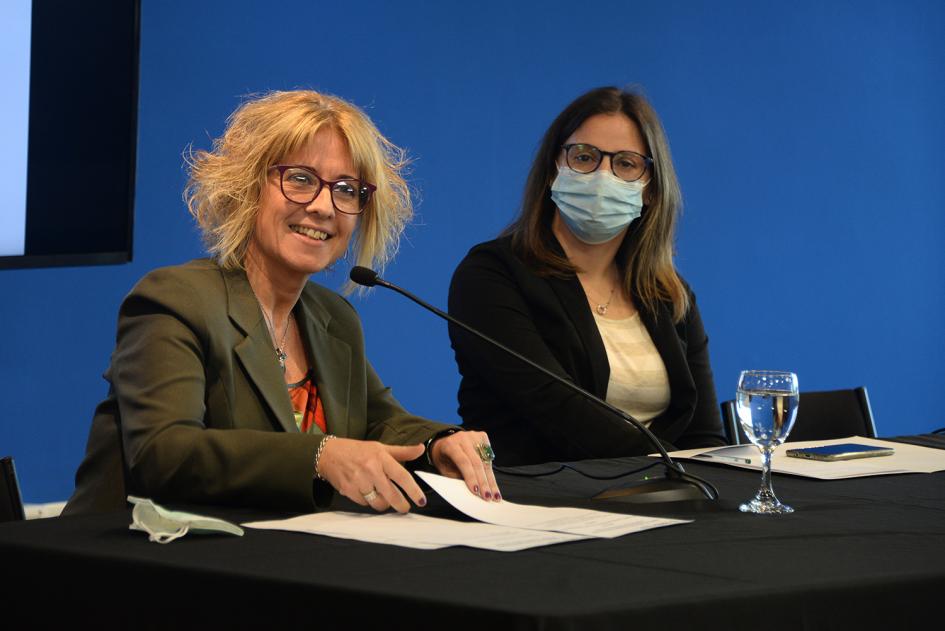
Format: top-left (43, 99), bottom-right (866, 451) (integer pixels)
top-left (349, 266), bottom-right (380, 287)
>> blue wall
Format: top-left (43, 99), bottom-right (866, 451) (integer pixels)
top-left (2, 0), bottom-right (943, 502)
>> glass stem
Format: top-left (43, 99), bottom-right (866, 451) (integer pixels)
top-left (758, 447), bottom-right (775, 501)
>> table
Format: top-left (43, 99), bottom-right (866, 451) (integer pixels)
top-left (2, 436), bottom-right (944, 630)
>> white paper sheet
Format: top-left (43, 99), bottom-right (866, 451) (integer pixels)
top-left (244, 473), bottom-right (690, 551)
top-left (244, 511), bottom-right (590, 551)
top-left (415, 471), bottom-right (690, 538)
top-left (672, 437), bottom-right (945, 479)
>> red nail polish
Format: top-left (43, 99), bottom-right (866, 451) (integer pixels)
top-left (418, 496), bottom-right (427, 507)
top-left (495, 493), bottom-right (501, 501)
top-left (484, 491), bottom-right (492, 500)
top-left (474, 485), bottom-right (479, 495)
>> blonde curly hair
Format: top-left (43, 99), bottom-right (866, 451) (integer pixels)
top-left (184, 90), bottom-right (411, 290)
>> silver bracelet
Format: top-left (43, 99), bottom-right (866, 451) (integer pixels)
top-left (314, 434), bottom-right (336, 481)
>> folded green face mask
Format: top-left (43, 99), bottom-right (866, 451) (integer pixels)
top-left (128, 496), bottom-right (244, 544)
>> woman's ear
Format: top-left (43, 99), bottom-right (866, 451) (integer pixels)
top-left (642, 181), bottom-right (655, 207)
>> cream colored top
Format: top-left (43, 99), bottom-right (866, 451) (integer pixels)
top-left (593, 312), bottom-right (671, 425)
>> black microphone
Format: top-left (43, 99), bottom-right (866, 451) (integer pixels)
top-left (350, 266), bottom-right (718, 503)
top-left (349, 266), bottom-right (380, 287)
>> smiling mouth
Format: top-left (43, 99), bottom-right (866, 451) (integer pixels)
top-left (290, 225), bottom-right (330, 241)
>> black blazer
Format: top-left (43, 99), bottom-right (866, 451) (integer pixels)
top-left (448, 236), bottom-right (725, 466)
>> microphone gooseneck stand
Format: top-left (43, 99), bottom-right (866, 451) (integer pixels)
top-left (349, 266), bottom-right (719, 503)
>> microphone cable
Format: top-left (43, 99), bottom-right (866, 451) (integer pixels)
top-left (493, 460), bottom-right (663, 481)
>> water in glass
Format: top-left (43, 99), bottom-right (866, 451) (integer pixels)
top-left (736, 389), bottom-right (798, 449)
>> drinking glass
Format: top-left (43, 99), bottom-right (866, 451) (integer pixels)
top-left (736, 370), bottom-right (799, 514)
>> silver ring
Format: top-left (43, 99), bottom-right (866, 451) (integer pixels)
top-left (361, 489), bottom-right (379, 503)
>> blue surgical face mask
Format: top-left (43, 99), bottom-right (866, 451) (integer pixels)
top-left (550, 166), bottom-right (646, 245)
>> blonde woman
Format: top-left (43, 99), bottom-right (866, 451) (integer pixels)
top-left (65, 90), bottom-right (499, 515)
top-left (449, 87), bottom-right (726, 465)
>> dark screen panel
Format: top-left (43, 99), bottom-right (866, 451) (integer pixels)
top-left (0, 0), bottom-right (140, 269)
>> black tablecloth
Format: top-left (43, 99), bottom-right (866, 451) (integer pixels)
top-left (2, 436), bottom-right (944, 630)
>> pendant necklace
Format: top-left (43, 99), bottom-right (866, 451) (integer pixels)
top-left (590, 268), bottom-right (620, 316)
top-left (260, 307), bottom-right (292, 372)
top-left (596, 285), bottom-right (617, 316)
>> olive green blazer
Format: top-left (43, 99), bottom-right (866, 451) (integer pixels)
top-left (63, 259), bottom-right (448, 515)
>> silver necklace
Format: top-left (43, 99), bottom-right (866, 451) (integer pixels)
top-left (260, 308), bottom-right (292, 372)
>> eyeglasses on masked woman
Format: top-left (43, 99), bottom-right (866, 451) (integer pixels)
top-left (561, 143), bottom-right (653, 182)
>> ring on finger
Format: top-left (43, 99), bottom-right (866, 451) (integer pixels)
top-left (361, 489), bottom-right (379, 503)
top-left (476, 442), bottom-right (496, 464)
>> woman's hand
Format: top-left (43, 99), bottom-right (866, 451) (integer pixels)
top-left (430, 431), bottom-right (501, 501)
top-left (316, 438), bottom-right (427, 513)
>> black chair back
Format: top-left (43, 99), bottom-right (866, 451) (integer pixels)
top-left (1, 456), bottom-right (26, 522)
top-left (721, 386), bottom-right (877, 445)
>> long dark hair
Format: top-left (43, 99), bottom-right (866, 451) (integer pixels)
top-left (504, 86), bottom-right (689, 321)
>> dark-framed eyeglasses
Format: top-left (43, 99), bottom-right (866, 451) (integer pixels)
top-left (269, 165), bottom-right (376, 215)
top-left (561, 143), bottom-right (653, 182)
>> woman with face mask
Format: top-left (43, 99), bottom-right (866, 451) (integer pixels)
top-left (448, 86), bottom-right (726, 465)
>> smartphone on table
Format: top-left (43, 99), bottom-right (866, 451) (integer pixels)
top-left (785, 443), bottom-right (894, 462)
